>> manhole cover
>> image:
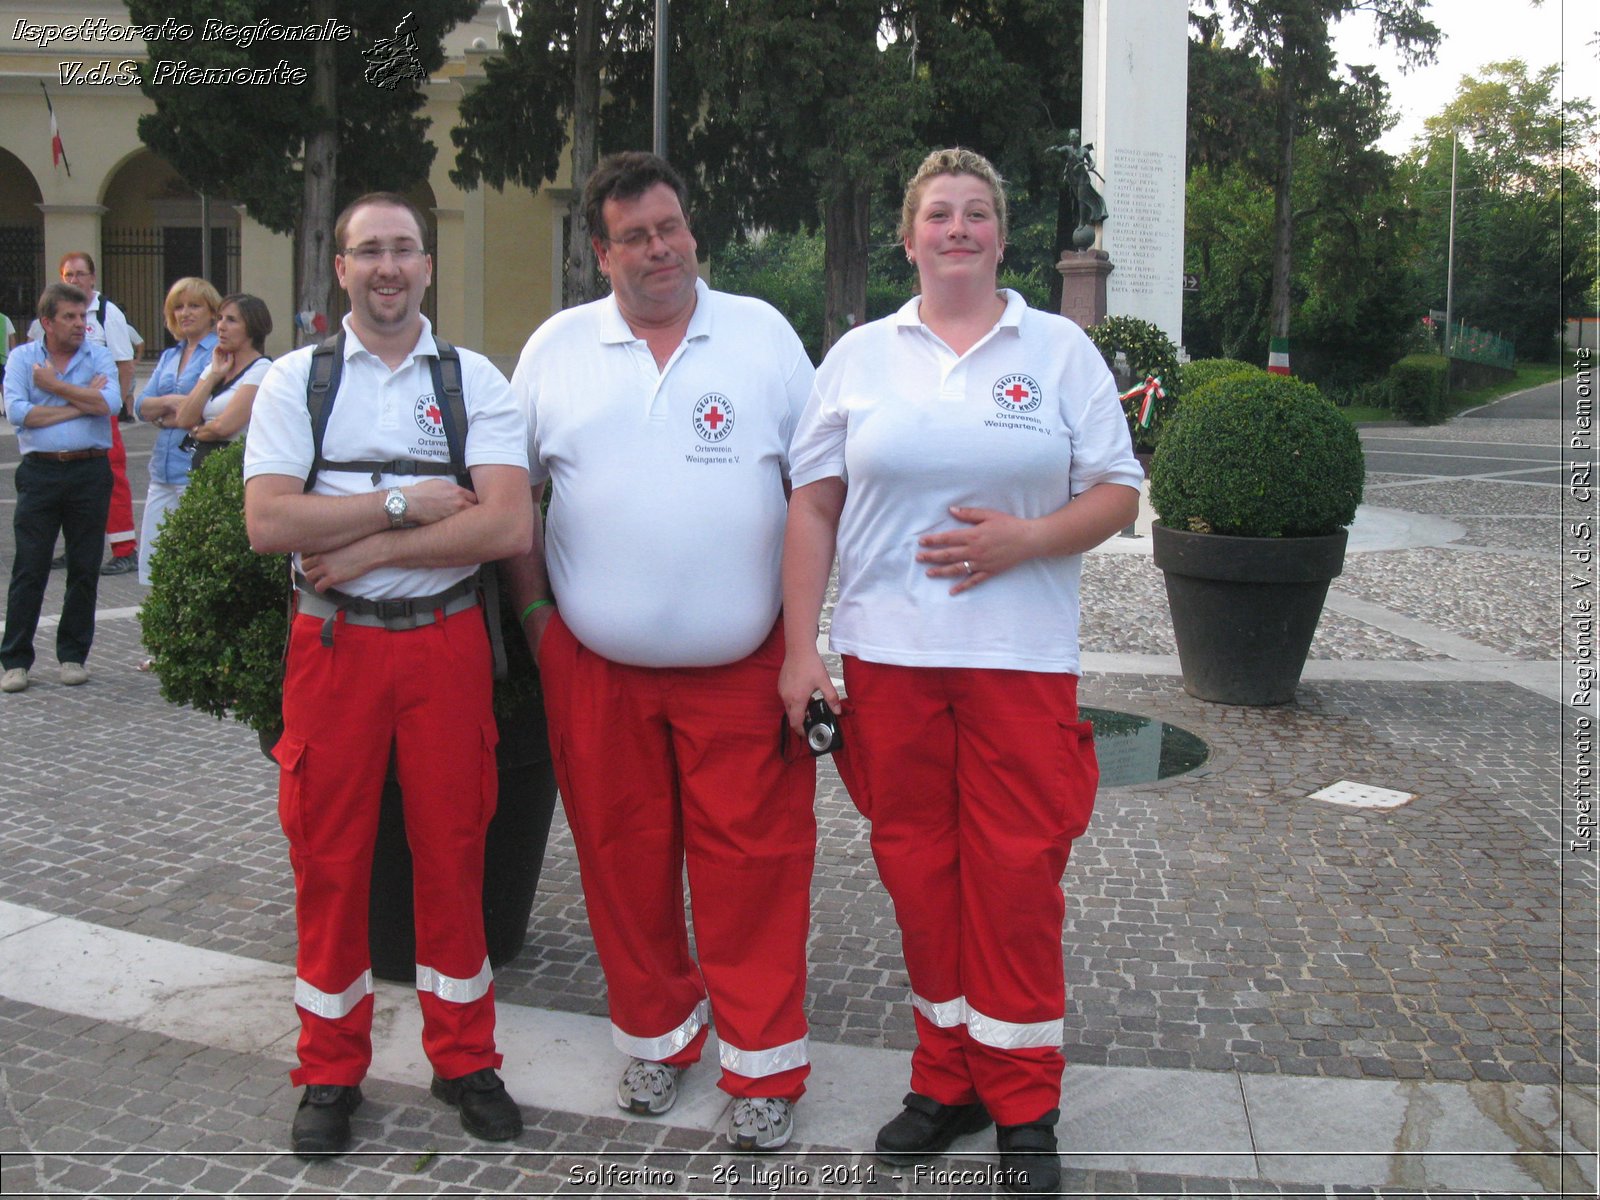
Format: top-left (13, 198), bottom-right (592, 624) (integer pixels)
top-left (1083, 706), bottom-right (1209, 786)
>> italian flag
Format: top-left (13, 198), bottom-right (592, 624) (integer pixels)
top-left (41, 83), bottom-right (70, 175)
top-left (1268, 336), bottom-right (1290, 376)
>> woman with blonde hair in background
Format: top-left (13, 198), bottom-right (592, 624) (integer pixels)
top-left (135, 276), bottom-right (219, 585)
top-left (780, 148), bottom-right (1142, 1194)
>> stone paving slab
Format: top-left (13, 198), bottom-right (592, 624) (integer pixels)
top-left (1, 642), bottom-right (1586, 1093)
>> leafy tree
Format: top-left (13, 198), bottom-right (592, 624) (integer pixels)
top-left (130, 0), bottom-right (477, 337)
top-left (1192, 1), bottom-right (1439, 367)
top-left (451, 0), bottom-right (694, 306)
top-left (1406, 60), bottom-right (1598, 359)
top-left (452, 0), bottom-right (1085, 342)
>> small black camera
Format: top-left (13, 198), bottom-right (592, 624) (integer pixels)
top-left (178, 434), bottom-right (199, 453)
top-left (803, 694), bottom-right (841, 756)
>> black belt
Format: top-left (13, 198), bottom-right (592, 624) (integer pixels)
top-left (26, 449), bottom-right (108, 463)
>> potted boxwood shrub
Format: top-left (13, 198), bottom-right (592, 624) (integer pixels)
top-left (1148, 373), bottom-right (1365, 705)
top-left (139, 441), bottom-right (558, 979)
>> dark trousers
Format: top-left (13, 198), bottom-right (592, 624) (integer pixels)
top-left (2, 456), bottom-right (113, 670)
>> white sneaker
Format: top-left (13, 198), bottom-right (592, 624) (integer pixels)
top-left (59, 662), bottom-right (88, 686)
top-left (616, 1059), bottom-right (681, 1115)
top-left (1, 668), bottom-right (28, 693)
top-left (727, 1096), bottom-right (793, 1151)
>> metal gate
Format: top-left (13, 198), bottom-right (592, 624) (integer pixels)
top-left (102, 226), bottom-right (239, 355)
top-left (0, 225), bottom-right (43, 332)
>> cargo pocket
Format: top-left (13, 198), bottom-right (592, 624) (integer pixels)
top-left (1058, 719), bottom-right (1100, 840)
top-left (272, 734), bottom-right (309, 848)
top-left (831, 701), bottom-right (873, 820)
top-left (479, 721), bottom-right (501, 830)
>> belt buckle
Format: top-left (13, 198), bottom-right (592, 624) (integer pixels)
top-left (372, 598), bottom-right (414, 625)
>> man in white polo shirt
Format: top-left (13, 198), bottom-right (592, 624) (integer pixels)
top-left (505, 152), bottom-right (816, 1152)
top-left (244, 192), bottom-right (531, 1158)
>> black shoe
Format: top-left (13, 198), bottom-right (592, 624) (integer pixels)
top-left (50, 554), bottom-right (66, 571)
top-left (290, 1084), bottom-right (362, 1158)
top-left (874, 1091), bottom-right (993, 1164)
top-left (431, 1067), bottom-right (523, 1141)
top-left (100, 554), bottom-right (137, 576)
top-left (995, 1109), bottom-right (1061, 1195)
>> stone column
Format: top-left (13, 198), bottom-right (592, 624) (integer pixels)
top-left (1058, 249), bottom-right (1114, 331)
top-left (37, 204), bottom-right (107, 279)
top-left (235, 208), bottom-right (295, 358)
top-left (1081, 0), bottom-right (1188, 347)
top-left (433, 206), bottom-right (465, 342)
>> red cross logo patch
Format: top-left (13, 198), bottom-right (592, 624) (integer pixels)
top-left (992, 374), bottom-right (1042, 414)
top-left (414, 392), bottom-right (445, 437)
top-left (692, 393), bottom-right (734, 443)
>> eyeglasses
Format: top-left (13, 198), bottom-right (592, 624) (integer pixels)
top-left (606, 219), bottom-right (687, 251)
top-left (342, 245), bottom-right (426, 264)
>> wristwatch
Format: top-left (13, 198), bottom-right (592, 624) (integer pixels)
top-left (383, 487), bottom-right (408, 528)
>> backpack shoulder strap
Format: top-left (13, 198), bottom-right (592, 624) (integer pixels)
top-left (427, 338), bottom-right (471, 489)
top-left (95, 294), bottom-right (108, 328)
top-left (303, 332), bottom-right (345, 494)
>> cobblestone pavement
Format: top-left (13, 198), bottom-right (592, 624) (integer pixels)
top-left (1, 404), bottom-right (1594, 1196)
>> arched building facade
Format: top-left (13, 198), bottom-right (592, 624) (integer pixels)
top-left (0, 1), bottom-right (566, 367)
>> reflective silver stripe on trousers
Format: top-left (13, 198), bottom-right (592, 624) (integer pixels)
top-left (295, 970), bottom-right (374, 1019)
top-left (415, 957), bottom-right (493, 1004)
top-left (910, 990), bottom-right (967, 1028)
top-left (719, 1033), bottom-right (810, 1078)
top-left (612, 997), bottom-right (711, 1061)
top-left (965, 1003), bottom-right (1063, 1050)
top-left (910, 992), bottom-right (1063, 1049)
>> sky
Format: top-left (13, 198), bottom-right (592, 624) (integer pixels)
top-left (1323, 0), bottom-right (1598, 154)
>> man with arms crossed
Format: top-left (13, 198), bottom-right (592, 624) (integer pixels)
top-left (30, 253), bottom-right (140, 574)
top-left (506, 152), bottom-right (816, 1151)
top-left (2, 283), bottom-right (120, 693)
top-left (244, 193), bottom-right (531, 1157)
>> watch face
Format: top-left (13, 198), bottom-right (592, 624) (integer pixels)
top-left (386, 491), bottom-right (406, 521)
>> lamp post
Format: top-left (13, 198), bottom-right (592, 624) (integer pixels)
top-left (1444, 130), bottom-right (1457, 357)
top-left (652, 0), bottom-right (668, 157)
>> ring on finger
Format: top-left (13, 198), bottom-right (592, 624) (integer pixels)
top-left (963, 560), bottom-right (973, 575)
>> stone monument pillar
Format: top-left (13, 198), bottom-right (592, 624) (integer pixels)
top-left (1078, 0), bottom-right (1189, 347)
top-left (1058, 249), bottom-right (1113, 331)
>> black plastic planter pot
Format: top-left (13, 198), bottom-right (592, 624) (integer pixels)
top-left (261, 696), bottom-right (558, 983)
top-left (1152, 522), bottom-right (1348, 706)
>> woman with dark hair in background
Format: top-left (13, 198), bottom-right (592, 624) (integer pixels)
top-left (171, 292), bottom-right (272, 471)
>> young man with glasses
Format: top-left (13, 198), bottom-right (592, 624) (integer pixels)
top-left (244, 192), bottom-right (532, 1157)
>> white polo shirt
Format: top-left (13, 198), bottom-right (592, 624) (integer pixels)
top-left (512, 279), bottom-right (813, 667)
top-left (204, 356), bottom-right (271, 422)
top-left (245, 315), bottom-right (528, 601)
top-left (788, 290), bottom-right (1143, 674)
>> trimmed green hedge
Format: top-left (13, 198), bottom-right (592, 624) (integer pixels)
top-left (1387, 354), bottom-right (1449, 424)
top-left (139, 442), bottom-right (287, 734)
top-left (1151, 374), bottom-right (1365, 538)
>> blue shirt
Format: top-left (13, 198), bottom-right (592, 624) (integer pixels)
top-left (143, 333), bottom-right (218, 485)
top-left (3, 337), bottom-right (121, 455)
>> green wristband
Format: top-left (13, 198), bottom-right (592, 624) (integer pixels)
top-left (519, 599), bottom-right (553, 623)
